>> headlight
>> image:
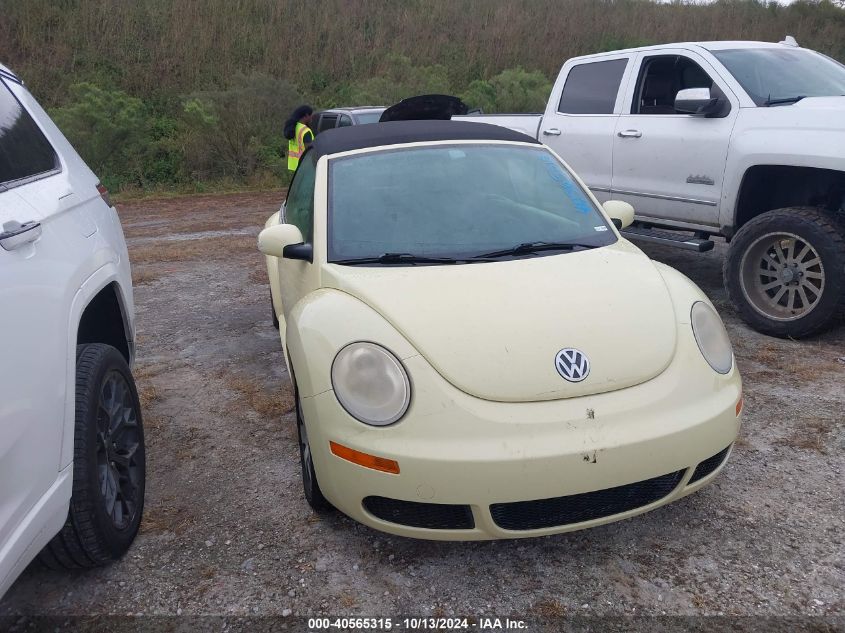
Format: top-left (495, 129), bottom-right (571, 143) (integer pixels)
top-left (331, 342), bottom-right (411, 426)
top-left (690, 301), bottom-right (733, 374)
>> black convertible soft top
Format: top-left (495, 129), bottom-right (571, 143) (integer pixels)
top-left (308, 119), bottom-right (539, 160)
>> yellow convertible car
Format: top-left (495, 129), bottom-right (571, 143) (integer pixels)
top-left (258, 120), bottom-right (742, 540)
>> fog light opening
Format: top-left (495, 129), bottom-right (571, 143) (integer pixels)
top-left (330, 441), bottom-right (400, 474)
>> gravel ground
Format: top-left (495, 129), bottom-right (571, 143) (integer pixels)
top-left (1, 191), bottom-right (843, 626)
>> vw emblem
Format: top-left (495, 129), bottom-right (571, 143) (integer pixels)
top-left (555, 348), bottom-right (590, 382)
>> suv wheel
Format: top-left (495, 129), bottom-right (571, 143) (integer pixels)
top-left (724, 207), bottom-right (845, 338)
top-left (39, 344), bottom-right (146, 569)
top-left (294, 381), bottom-right (332, 513)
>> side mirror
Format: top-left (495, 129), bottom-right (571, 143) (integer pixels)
top-left (674, 87), bottom-right (719, 116)
top-left (258, 223), bottom-right (312, 262)
top-left (603, 200), bottom-right (635, 230)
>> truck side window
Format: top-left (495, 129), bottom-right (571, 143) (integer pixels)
top-left (633, 55), bottom-right (714, 115)
top-left (558, 59), bottom-right (628, 115)
top-left (283, 152), bottom-right (316, 244)
top-left (0, 80), bottom-right (59, 187)
top-left (338, 114), bottom-right (352, 127)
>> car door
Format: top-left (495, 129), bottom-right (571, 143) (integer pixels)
top-left (275, 151), bottom-right (318, 326)
top-left (611, 50), bottom-right (739, 227)
top-left (539, 55), bottom-right (633, 203)
top-left (0, 78), bottom-right (74, 553)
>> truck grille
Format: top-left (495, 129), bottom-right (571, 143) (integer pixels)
top-left (688, 445), bottom-right (731, 484)
top-left (363, 496), bottom-right (474, 530)
top-left (489, 470), bottom-right (685, 531)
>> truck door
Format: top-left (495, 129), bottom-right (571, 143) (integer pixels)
top-left (539, 55), bottom-right (633, 203)
top-left (611, 50), bottom-right (739, 228)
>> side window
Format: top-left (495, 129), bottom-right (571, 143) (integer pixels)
top-left (318, 114), bottom-right (338, 132)
top-left (558, 59), bottom-right (628, 114)
top-left (337, 114), bottom-right (352, 127)
top-left (633, 55), bottom-right (714, 115)
top-left (0, 81), bottom-right (59, 187)
top-left (283, 152), bottom-right (316, 243)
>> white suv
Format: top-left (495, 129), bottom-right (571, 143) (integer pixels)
top-left (0, 64), bottom-right (145, 598)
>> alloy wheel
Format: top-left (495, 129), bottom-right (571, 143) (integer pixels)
top-left (95, 371), bottom-right (143, 530)
top-left (739, 232), bottom-right (825, 322)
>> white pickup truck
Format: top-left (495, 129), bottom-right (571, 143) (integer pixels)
top-left (458, 38), bottom-right (845, 338)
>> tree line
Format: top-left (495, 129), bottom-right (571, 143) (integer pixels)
top-left (1, 0), bottom-right (843, 194)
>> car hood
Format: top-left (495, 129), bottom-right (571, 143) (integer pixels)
top-left (379, 94), bottom-right (469, 122)
top-left (321, 242), bottom-right (678, 402)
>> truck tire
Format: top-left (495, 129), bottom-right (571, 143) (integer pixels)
top-left (724, 207), bottom-right (845, 338)
top-left (39, 344), bottom-right (146, 569)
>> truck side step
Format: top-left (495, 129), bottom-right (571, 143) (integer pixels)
top-left (622, 225), bottom-right (714, 252)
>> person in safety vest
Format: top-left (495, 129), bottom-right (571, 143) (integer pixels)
top-left (284, 105), bottom-right (315, 172)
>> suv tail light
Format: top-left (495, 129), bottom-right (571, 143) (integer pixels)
top-left (96, 183), bottom-right (112, 208)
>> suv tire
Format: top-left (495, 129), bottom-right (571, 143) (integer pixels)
top-left (39, 344), bottom-right (146, 569)
top-left (724, 207), bottom-right (845, 338)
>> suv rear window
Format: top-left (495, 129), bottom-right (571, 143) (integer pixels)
top-left (0, 81), bottom-right (58, 187)
top-left (318, 114), bottom-right (338, 133)
top-left (558, 59), bottom-right (628, 115)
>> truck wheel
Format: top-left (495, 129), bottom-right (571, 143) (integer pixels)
top-left (294, 381), bottom-right (332, 513)
top-left (724, 207), bottom-right (845, 338)
top-left (39, 344), bottom-right (146, 569)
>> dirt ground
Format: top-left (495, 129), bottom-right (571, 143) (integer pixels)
top-left (1, 191), bottom-right (843, 622)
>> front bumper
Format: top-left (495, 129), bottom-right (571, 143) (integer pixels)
top-left (300, 335), bottom-right (742, 540)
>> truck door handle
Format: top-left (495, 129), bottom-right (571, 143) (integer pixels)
top-left (542, 128), bottom-right (562, 136)
top-left (617, 129), bottom-right (643, 138)
top-left (0, 220), bottom-right (42, 251)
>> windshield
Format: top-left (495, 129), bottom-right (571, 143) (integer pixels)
top-left (328, 144), bottom-right (615, 262)
top-left (355, 111), bottom-right (384, 124)
top-left (713, 48), bottom-right (845, 105)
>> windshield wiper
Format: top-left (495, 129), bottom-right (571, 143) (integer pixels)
top-left (332, 252), bottom-right (464, 265)
top-left (763, 95), bottom-right (806, 106)
top-left (475, 241), bottom-right (599, 259)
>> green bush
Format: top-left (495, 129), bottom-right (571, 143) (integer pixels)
top-left (50, 83), bottom-right (150, 189)
top-left (145, 114), bottom-right (186, 186)
top-left (346, 54), bottom-right (453, 105)
top-left (461, 68), bottom-right (552, 113)
top-left (181, 73), bottom-right (302, 184)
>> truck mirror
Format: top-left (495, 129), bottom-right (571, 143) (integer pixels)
top-left (674, 88), bottom-right (719, 116)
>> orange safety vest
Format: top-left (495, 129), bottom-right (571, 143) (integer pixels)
top-left (287, 122), bottom-right (313, 171)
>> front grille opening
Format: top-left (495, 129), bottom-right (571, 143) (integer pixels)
top-left (490, 469), bottom-right (685, 531)
top-left (363, 496), bottom-right (475, 530)
top-left (688, 445), bottom-right (732, 484)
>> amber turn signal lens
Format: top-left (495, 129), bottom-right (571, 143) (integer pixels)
top-left (736, 395), bottom-right (743, 417)
top-left (330, 441), bottom-right (400, 474)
